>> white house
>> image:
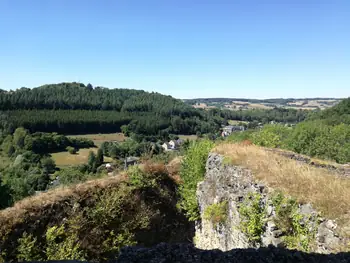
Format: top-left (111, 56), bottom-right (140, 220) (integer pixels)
top-left (169, 140), bottom-right (178, 150)
top-left (163, 139), bottom-right (183, 151)
top-left (222, 125), bottom-right (245, 137)
top-left (162, 142), bottom-right (172, 151)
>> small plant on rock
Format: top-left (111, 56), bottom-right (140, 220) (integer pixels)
top-left (204, 201), bottom-right (228, 228)
top-left (238, 192), bottom-right (266, 245)
top-left (271, 191), bottom-right (317, 252)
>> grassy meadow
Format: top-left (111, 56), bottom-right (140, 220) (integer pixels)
top-left (51, 133), bottom-right (197, 167)
top-left (51, 147), bottom-right (114, 167)
top-left (69, 133), bottom-right (126, 147)
top-left (178, 134), bottom-right (198, 141)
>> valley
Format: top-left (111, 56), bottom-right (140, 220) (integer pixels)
top-left (0, 83), bottom-right (349, 261)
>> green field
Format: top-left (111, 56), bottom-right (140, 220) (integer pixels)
top-left (52, 133), bottom-right (196, 167)
top-left (51, 147), bottom-right (113, 167)
top-left (52, 133), bottom-right (126, 167)
top-left (178, 135), bottom-right (198, 141)
top-left (228, 120), bottom-right (249, 125)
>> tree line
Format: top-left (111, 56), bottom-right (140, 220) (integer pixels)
top-left (0, 83), bottom-right (313, 139)
top-left (0, 83), bottom-right (223, 137)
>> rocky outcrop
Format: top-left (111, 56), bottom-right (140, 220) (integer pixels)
top-left (194, 153), bottom-right (343, 253)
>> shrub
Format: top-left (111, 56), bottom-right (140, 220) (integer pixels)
top-left (288, 121), bottom-right (350, 163)
top-left (52, 167), bottom-right (88, 186)
top-left (178, 140), bottom-right (214, 221)
top-left (238, 192), bottom-right (265, 245)
top-left (17, 232), bottom-right (42, 261)
top-left (271, 192), bottom-right (317, 252)
top-left (127, 166), bottom-right (157, 189)
top-left (204, 201), bottom-right (228, 227)
top-left (227, 130), bottom-right (254, 143)
top-left (66, 146), bottom-right (77, 154)
top-left (251, 124), bottom-right (291, 148)
top-left (45, 225), bottom-right (86, 260)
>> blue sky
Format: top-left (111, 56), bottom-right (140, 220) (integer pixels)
top-left (0, 0), bottom-right (349, 99)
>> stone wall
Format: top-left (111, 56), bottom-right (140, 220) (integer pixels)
top-left (194, 153), bottom-right (343, 253)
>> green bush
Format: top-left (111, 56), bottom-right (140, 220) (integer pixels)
top-left (127, 166), bottom-right (157, 189)
top-left (238, 192), bottom-right (265, 245)
top-left (46, 225), bottom-right (86, 260)
top-left (227, 130), bottom-right (254, 143)
top-left (66, 146), bottom-right (77, 154)
top-left (251, 124), bottom-right (291, 148)
top-left (271, 192), bottom-right (317, 252)
top-left (288, 121), bottom-right (350, 163)
top-left (204, 201), bottom-right (228, 227)
top-left (17, 232), bottom-right (42, 261)
top-left (178, 140), bottom-right (214, 221)
top-left (52, 167), bottom-right (89, 186)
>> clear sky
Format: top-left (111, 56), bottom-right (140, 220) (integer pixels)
top-left (0, 0), bottom-right (349, 99)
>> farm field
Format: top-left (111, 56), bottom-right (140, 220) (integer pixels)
top-left (188, 98), bottom-right (342, 111)
top-left (178, 134), bottom-right (198, 141)
top-left (51, 133), bottom-right (196, 167)
top-left (228, 120), bottom-right (249, 125)
top-left (69, 133), bottom-right (126, 147)
top-left (51, 147), bottom-right (113, 167)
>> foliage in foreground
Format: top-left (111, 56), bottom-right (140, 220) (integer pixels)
top-left (178, 140), bottom-right (214, 221)
top-left (0, 164), bottom-right (191, 262)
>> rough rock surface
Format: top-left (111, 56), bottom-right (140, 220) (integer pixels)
top-left (194, 153), bottom-right (343, 253)
top-left (116, 243), bottom-right (350, 262)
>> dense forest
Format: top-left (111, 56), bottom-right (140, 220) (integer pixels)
top-left (217, 107), bottom-right (307, 124)
top-left (0, 83), bottom-right (221, 136)
top-left (0, 83), bottom-right (310, 138)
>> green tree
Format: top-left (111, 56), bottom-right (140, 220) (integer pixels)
top-left (0, 178), bottom-right (12, 209)
top-left (13, 127), bottom-right (28, 149)
top-left (178, 140), bottom-right (214, 221)
top-left (87, 151), bottom-right (97, 173)
top-left (96, 148), bottom-right (104, 167)
top-left (41, 157), bottom-right (56, 174)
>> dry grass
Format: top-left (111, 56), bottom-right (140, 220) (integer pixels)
top-left (51, 147), bottom-right (113, 167)
top-left (69, 133), bottom-right (126, 147)
top-left (166, 157), bottom-right (183, 184)
top-left (178, 134), bottom-right (198, 141)
top-left (214, 143), bottom-right (350, 225)
top-left (228, 120), bottom-right (249, 125)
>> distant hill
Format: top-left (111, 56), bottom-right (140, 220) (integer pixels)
top-left (184, 97), bottom-right (343, 111)
top-left (0, 82), bottom-right (221, 136)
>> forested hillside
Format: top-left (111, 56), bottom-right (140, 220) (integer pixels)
top-left (0, 83), bottom-right (221, 136)
top-left (308, 97), bottom-right (350, 125)
top-left (228, 97), bottom-right (350, 164)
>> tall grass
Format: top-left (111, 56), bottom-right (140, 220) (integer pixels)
top-left (215, 143), bottom-right (350, 226)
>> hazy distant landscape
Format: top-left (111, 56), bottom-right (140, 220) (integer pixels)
top-left (186, 97), bottom-right (342, 111)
